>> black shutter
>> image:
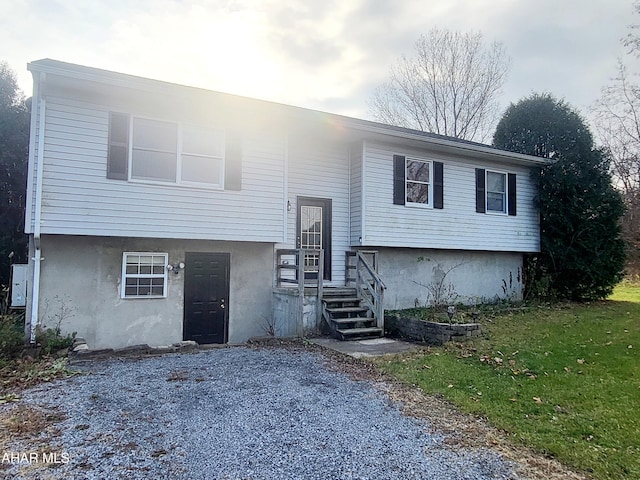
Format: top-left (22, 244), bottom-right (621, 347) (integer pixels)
top-left (393, 155), bottom-right (405, 205)
top-left (225, 132), bottom-right (242, 191)
top-left (475, 168), bottom-right (486, 213)
top-left (433, 161), bottom-right (444, 209)
top-left (107, 112), bottom-right (130, 180)
top-left (508, 173), bottom-right (517, 216)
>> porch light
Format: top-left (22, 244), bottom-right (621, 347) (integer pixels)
top-left (167, 262), bottom-right (185, 274)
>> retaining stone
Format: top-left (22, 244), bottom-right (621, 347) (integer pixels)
top-left (386, 316), bottom-right (481, 345)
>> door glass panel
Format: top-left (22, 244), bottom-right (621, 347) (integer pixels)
top-left (300, 205), bottom-right (322, 273)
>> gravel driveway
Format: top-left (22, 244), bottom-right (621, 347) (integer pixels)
top-left (2, 347), bottom-right (518, 479)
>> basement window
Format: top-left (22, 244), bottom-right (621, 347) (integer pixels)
top-left (121, 252), bottom-right (168, 299)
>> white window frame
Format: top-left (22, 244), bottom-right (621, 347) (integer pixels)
top-left (121, 252), bottom-right (169, 299)
top-left (485, 169), bottom-right (508, 215)
top-left (405, 157), bottom-right (433, 208)
top-left (128, 116), bottom-right (225, 190)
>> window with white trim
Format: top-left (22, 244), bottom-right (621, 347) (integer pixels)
top-left (475, 168), bottom-right (517, 216)
top-left (128, 117), bottom-right (225, 187)
top-left (486, 170), bottom-right (507, 214)
top-left (405, 157), bottom-right (433, 206)
top-left (121, 253), bottom-right (168, 298)
top-left (108, 113), bottom-right (243, 190)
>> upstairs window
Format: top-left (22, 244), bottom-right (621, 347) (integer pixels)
top-left (121, 253), bottom-right (168, 299)
top-left (406, 158), bottom-right (432, 206)
top-left (476, 168), bottom-right (517, 216)
top-left (486, 171), bottom-right (506, 213)
top-left (393, 155), bottom-right (444, 209)
top-left (107, 113), bottom-right (241, 190)
top-left (131, 118), bottom-right (178, 182)
top-left (181, 125), bottom-right (224, 186)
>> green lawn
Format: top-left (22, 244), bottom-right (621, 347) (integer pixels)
top-left (378, 284), bottom-right (640, 480)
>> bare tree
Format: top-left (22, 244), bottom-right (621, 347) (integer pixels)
top-left (592, 62), bottom-right (640, 197)
top-left (591, 2), bottom-right (640, 278)
top-left (369, 29), bottom-right (510, 143)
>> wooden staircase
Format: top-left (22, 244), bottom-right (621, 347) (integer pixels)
top-left (275, 248), bottom-right (386, 341)
top-left (321, 287), bottom-right (383, 340)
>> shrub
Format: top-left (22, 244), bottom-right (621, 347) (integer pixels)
top-left (35, 326), bottom-right (75, 355)
top-left (0, 313), bottom-right (25, 359)
top-left (36, 294), bottom-right (77, 354)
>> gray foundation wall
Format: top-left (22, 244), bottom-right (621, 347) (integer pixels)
top-left (31, 235), bottom-right (274, 349)
top-left (374, 248), bottom-right (524, 310)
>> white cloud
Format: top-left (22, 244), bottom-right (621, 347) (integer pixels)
top-left (1, 0), bottom-right (637, 123)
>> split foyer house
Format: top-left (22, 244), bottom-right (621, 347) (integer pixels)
top-left (23, 59), bottom-right (550, 349)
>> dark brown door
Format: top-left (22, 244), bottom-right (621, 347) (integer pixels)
top-left (183, 252), bottom-right (229, 344)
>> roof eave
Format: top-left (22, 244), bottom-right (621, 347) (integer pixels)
top-left (339, 120), bottom-right (551, 167)
top-left (27, 58), bottom-right (551, 167)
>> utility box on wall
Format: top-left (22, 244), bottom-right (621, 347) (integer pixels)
top-left (10, 264), bottom-right (27, 308)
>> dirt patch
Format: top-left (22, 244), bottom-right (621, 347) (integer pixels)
top-left (0, 403), bottom-right (68, 477)
top-left (0, 356), bottom-right (79, 395)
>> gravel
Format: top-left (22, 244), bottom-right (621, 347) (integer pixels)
top-left (2, 347), bottom-right (519, 479)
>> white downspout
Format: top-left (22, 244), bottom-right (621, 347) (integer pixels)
top-left (29, 94), bottom-right (46, 343)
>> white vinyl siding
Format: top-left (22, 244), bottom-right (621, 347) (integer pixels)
top-left (25, 95), bottom-right (43, 233)
top-left (349, 142), bottom-right (362, 246)
top-left (37, 97), bottom-right (286, 242)
top-left (278, 137), bottom-right (351, 285)
top-left (362, 142), bottom-right (540, 252)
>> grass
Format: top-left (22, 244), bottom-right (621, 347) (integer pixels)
top-left (377, 284), bottom-right (640, 480)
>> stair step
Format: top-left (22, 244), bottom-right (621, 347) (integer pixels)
top-left (331, 317), bottom-right (375, 325)
top-left (336, 327), bottom-right (384, 338)
top-left (326, 306), bottom-right (369, 314)
top-left (322, 296), bottom-right (361, 304)
top-left (322, 288), bottom-right (357, 297)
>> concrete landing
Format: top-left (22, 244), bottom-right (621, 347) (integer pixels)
top-left (310, 337), bottom-right (422, 358)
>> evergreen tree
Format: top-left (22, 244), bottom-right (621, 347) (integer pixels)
top-left (493, 93), bottom-right (626, 300)
top-left (0, 62), bottom-right (30, 286)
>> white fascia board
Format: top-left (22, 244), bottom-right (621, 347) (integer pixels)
top-left (27, 59), bottom-right (178, 96)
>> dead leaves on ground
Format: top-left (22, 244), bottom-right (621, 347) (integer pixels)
top-left (0, 357), bottom-right (80, 395)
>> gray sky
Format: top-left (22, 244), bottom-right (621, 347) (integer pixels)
top-left (2, 0), bottom-right (637, 132)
